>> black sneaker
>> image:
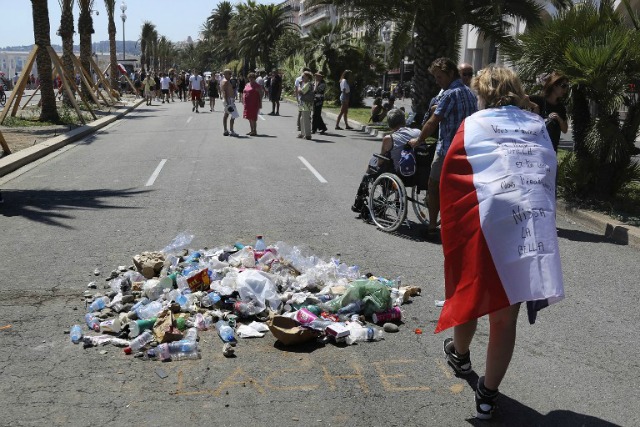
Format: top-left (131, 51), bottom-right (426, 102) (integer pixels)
top-left (475, 376), bottom-right (498, 420)
top-left (443, 338), bottom-right (472, 375)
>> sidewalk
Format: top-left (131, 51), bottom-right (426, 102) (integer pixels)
top-left (0, 98), bottom-right (145, 177)
top-left (1, 98), bottom-right (638, 248)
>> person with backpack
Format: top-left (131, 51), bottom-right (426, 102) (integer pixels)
top-left (351, 109), bottom-right (422, 213)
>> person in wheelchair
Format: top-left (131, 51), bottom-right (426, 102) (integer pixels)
top-left (351, 109), bottom-right (423, 214)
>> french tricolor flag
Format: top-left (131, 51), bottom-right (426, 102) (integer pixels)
top-left (435, 106), bottom-right (564, 333)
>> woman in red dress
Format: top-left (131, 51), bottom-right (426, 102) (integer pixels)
top-left (242, 72), bottom-right (262, 136)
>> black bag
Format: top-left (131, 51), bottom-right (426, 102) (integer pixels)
top-left (199, 98), bottom-right (205, 108)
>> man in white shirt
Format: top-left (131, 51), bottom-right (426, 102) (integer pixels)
top-left (189, 69), bottom-right (204, 113)
top-left (160, 73), bottom-right (171, 103)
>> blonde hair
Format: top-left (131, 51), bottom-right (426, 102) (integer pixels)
top-left (472, 66), bottom-right (527, 109)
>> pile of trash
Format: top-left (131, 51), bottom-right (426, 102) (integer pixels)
top-left (69, 233), bottom-right (421, 362)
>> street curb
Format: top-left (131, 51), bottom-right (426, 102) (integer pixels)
top-left (557, 200), bottom-right (640, 248)
top-left (0, 98), bottom-right (145, 177)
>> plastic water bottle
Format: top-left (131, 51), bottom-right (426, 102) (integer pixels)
top-left (84, 313), bottom-right (100, 332)
top-left (70, 325), bottom-right (83, 344)
top-left (215, 320), bottom-right (236, 343)
top-left (89, 296), bottom-right (109, 312)
top-left (255, 235), bottom-right (267, 251)
top-left (157, 340), bottom-right (199, 361)
top-left (167, 350), bottom-right (201, 361)
top-left (137, 300), bottom-right (163, 320)
top-left (124, 330), bottom-right (154, 354)
top-left (201, 292), bottom-right (221, 308)
top-left (337, 300), bottom-right (364, 315)
top-left (346, 326), bottom-right (384, 345)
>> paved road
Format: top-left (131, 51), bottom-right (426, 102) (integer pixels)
top-left (0, 100), bottom-right (638, 426)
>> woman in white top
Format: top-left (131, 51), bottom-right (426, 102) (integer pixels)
top-left (335, 70), bottom-right (353, 130)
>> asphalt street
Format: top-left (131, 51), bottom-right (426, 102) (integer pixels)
top-left (0, 98), bottom-right (638, 426)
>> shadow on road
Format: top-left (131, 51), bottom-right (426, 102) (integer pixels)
top-left (556, 227), bottom-right (612, 244)
top-left (455, 372), bottom-right (620, 426)
top-left (0, 187), bottom-right (150, 228)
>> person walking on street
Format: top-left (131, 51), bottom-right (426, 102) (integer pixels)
top-left (436, 65), bottom-right (564, 420)
top-left (295, 67), bottom-right (311, 132)
top-left (221, 69), bottom-right (238, 136)
top-left (298, 71), bottom-right (314, 140)
top-left (269, 69), bottom-right (282, 116)
top-left (142, 72), bottom-right (155, 106)
top-left (242, 72), bottom-right (262, 136)
top-left (189, 69), bottom-right (205, 113)
top-left (409, 57), bottom-right (477, 240)
top-left (208, 77), bottom-right (219, 112)
top-left (312, 72), bottom-right (328, 134)
top-left (160, 73), bottom-right (171, 103)
top-left (335, 70), bottom-right (353, 130)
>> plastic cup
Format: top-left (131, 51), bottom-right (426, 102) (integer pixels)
top-left (128, 318), bottom-right (157, 337)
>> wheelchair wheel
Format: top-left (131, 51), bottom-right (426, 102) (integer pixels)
top-left (411, 186), bottom-right (430, 226)
top-left (368, 173), bottom-right (407, 232)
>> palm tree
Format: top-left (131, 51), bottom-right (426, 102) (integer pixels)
top-left (104, 0), bottom-right (119, 92)
top-left (150, 29), bottom-right (159, 71)
top-left (235, 3), bottom-right (298, 71)
top-left (139, 21), bottom-right (155, 73)
top-left (312, 0), bottom-right (569, 118)
top-left (32, 0), bottom-right (60, 122)
top-left (505, 0), bottom-right (640, 200)
top-left (57, 0), bottom-right (75, 104)
top-left (78, 0), bottom-right (95, 100)
top-left (204, 1), bottom-right (236, 65)
top-left (304, 22), bottom-right (358, 81)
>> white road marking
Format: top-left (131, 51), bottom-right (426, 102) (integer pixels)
top-left (258, 113), bottom-right (265, 121)
top-left (298, 156), bottom-right (327, 183)
top-left (186, 117), bottom-right (192, 124)
top-left (145, 159), bottom-right (167, 187)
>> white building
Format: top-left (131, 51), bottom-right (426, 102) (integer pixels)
top-left (298, 0), bottom-right (339, 36)
top-left (458, 0), bottom-right (640, 71)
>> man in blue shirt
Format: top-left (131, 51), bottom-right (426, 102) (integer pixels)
top-left (410, 57), bottom-right (477, 239)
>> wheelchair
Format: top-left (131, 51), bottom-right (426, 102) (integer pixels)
top-left (352, 143), bottom-right (436, 232)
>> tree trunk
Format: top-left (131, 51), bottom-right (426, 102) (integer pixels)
top-left (109, 18), bottom-right (118, 93)
top-left (59, 1), bottom-right (75, 107)
top-left (571, 85), bottom-right (591, 157)
top-left (140, 40), bottom-right (147, 73)
top-left (78, 8), bottom-right (94, 101)
top-left (411, 10), bottom-right (458, 123)
top-left (31, 0), bottom-right (60, 122)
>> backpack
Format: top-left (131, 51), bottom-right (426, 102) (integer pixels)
top-left (398, 143), bottom-right (417, 177)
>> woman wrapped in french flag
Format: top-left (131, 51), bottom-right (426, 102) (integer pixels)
top-left (436, 66), bottom-right (564, 420)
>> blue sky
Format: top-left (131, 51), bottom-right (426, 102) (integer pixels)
top-left (4, 0), bottom-right (276, 48)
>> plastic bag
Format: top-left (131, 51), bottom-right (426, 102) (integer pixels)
top-left (236, 270), bottom-right (282, 312)
top-left (161, 231), bottom-right (194, 254)
top-left (321, 279), bottom-right (392, 316)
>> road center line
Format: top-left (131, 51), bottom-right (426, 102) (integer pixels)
top-left (298, 156), bottom-right (327, 183)
top-left (186, 117), bottom-right (192, 124)
top-left (145, 159), bottom-right (167, 187)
